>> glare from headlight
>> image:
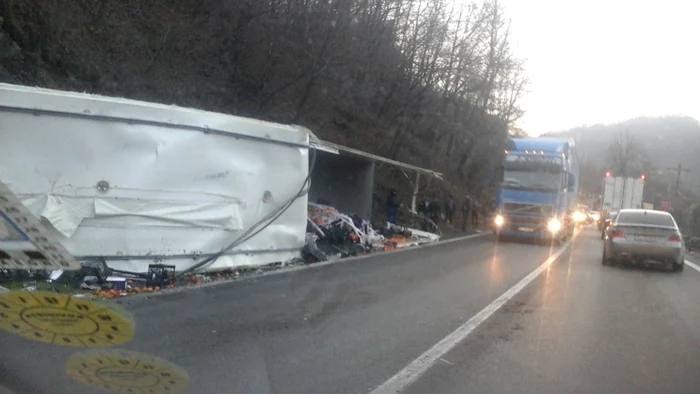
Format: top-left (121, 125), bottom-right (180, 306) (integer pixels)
top-left (547, 218), bottom-right (562, 233)
top-left (494, 215), bottom-right (504, 227)
top-left (573, 211), bottom-right (586, 222)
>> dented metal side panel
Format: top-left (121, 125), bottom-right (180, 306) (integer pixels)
top-left (0, 83), bottom-right (310, 273)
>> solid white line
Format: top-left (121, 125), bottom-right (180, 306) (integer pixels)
top-left (684, 259), bottom-right (700, 273)
top-left (370, 238), bottom-right (573, 394)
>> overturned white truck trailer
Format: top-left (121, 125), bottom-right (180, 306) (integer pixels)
top-left (0, 83), bottom-right (311, 273)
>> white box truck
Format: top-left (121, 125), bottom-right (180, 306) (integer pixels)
top-left (601, 176), bottom-right (645, 212)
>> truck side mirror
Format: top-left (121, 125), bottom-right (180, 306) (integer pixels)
top-left (567, 174), bottom-right (576, 192)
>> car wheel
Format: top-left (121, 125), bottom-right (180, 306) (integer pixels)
top-left (672, 261), bottom-right (684, 272)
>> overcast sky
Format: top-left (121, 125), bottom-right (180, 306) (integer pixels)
top-left (500, 0), bottom-right (700, 136)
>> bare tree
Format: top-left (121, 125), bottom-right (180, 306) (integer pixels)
top-left (607, 128), bottom-right (644, 177)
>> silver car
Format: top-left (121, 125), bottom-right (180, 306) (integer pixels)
top-left (602, 209), bottom-right (685, 271)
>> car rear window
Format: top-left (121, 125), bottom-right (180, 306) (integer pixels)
top-left (616, 211), bottom-right (675, 227)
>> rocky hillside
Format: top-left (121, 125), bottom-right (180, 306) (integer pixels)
top-left (0, 0), bottom-right (527, 213)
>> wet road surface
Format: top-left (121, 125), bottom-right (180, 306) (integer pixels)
top-left (3, 228), bottom-right (700, 393)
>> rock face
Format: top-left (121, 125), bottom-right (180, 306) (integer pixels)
top-left (0, 16), bottom-right (24, 82)
top-left (0, 18), bottom-right (21, 57)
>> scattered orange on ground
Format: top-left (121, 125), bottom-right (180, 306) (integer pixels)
top-left (387, 235), bottom-right (412, 243)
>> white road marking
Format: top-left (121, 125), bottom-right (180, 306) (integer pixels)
top-left (684, 259), bottom-right (700, 273)
top-left (370, 238), bottom-right (573, 394)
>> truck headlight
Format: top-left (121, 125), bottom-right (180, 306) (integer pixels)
top-left (573, 211), bottom-right (586, 222)
top-left (547, 218), bottom-right (562, 233)
top-left (494, 215), bottom-right (504, 227)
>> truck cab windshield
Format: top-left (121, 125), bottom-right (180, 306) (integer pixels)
top-left (503, 170), bottom-right (562, 192)
top-left (503, 154), bottom-right (563, 192)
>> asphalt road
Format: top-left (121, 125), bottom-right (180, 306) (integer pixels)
top-left (3, 228), bottom-right (700, 393)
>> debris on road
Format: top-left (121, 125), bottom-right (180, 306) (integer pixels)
top-left (305, 202), bottom-right (440, 262)
top-left (1, 201), bottom-right (447, 300)
top-left (308, 202), bottom-right (386, 253)
top-left (383, 222), bottom-right (440, 249)
top-left (146, 264), bottom-right (176, 287)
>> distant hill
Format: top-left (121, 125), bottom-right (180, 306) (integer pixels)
top-left (544, 116), bottom-right (700, 203)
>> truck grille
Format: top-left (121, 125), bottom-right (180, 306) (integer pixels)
top-left (504, 203), bottom-right (554, 215)
top-left (507, 216), bottom-right (547, 226)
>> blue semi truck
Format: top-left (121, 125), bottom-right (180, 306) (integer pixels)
top-left (493, 137), bottom-right (581, 244)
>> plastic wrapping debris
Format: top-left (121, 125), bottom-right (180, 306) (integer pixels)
top-left (382, 223), bottom-right (440, 249)
top-left (304, 203), bottom-right (440, 261)
top-left (302, 234), bottom-right (328, 262)
top-left (307, 217), bottom-right (326, 237)
top-left (82, 275), bottom-right (100, 286)
top-left (305, 203), bottom-right (388, 262)
top-left (48, 269), bottom-right (64, 282)
top-left (308, 203), bottom-right (386, 249)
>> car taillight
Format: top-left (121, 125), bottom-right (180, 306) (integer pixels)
top-left (668, 235), bottom-right (682, 242)
top-left (610, 230), bottom-right (625, 238)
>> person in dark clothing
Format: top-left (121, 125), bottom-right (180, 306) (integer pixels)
top-left (417, 199), bottom-right (429, 216)
top-left (386, 189), bottom-right (400, 224)
top-left (417, 199), bottom-right (429, 230)
top-left (445, 195), bottom-right (456, 224)
top-left (417, 198), bottom-right (432, 231)
top-left (428, 197), bottom-right (441, 223)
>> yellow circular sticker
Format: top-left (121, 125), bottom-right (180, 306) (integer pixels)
top-left (66, 349), bottom-right (189, 394)
top-left (0, 290), bottom-right (134, 347)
